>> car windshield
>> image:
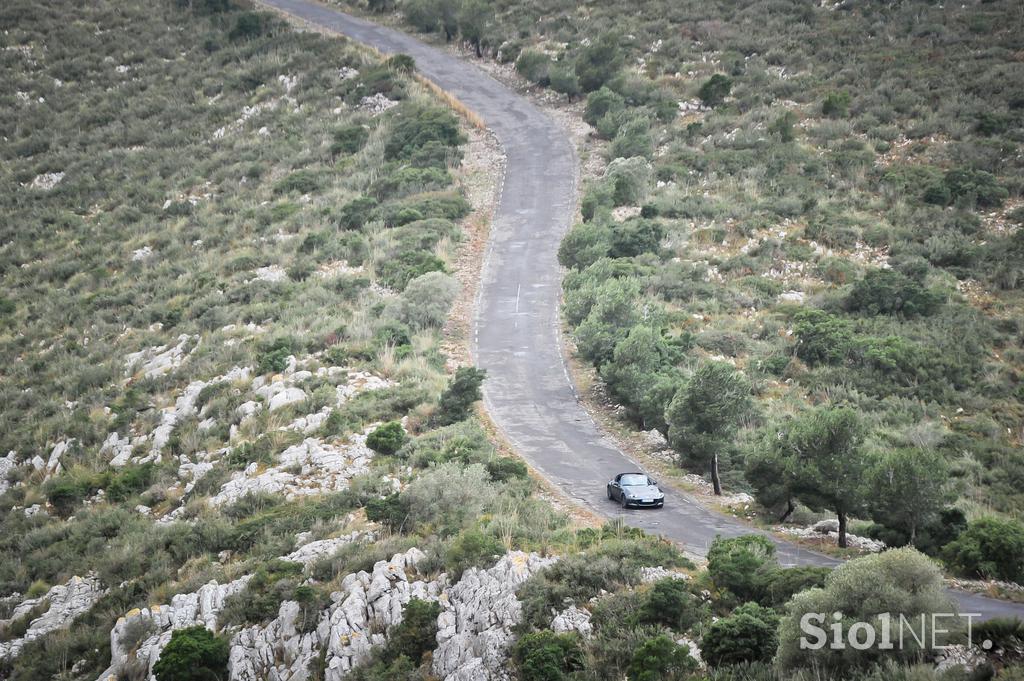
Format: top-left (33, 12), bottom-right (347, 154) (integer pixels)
top-left (620, 474), bottom-right (651, 486)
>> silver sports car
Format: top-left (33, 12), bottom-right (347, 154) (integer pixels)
top-left (607, 472), bottom-right (665, 508)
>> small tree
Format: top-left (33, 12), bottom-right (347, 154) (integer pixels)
top-left (366, 421), bottom-right (408, 456)
top-left (584, 86), bottom-right (625, 126)
top-left (637, 578), bottom-right (704, 632)
top-left (701, 602), bottom-right (779, 667)
top-left (512, 630), bottom-right (585, 681)
top-left (769, 110), bottom-right (797, 142)
top-left (821, 91), bottom-right (851, 118)
top-left (549, 66), bottom-right (581, 101)
top-left (383, 598), bottom-right (441, 664)
top-left (457, 0), bottom-right (492, 57)
top-left (868, 448), bottom-right (951, 546)
top-left (387, 271), bottom-right (459, 330)
top-left (627, 634), bottom-right (697, 681)
top-left (698, 74), bottom-right (732, 107)
top-left (665, 361), bottom-right (753, 495)
top-left (153, 626), bottom-right (229, 681)
top-left (575, 33), bottom-right (624, 92)
top-left (786, 407), bottom-right (870, 548)
top-left (434, 366), bottom-right (486, 425)
top-left (600, 325), bottom-right (682, 435)
top-left (706, 535), bottom-right (778, 604)
top-left (943, 516), bottom-right (1024, 583)
top-left (745, 430), bottom-right (799, 523)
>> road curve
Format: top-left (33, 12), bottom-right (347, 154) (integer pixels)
top-left (260, 0), bottom-right (1023, 621)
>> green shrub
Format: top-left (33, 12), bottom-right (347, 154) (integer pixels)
top-left (846, 269), bottom-right (944, 318)
top-left (707, 535), bottom-right (778, 604)
top-left (605, 156), bottom-right (652, 205)
top-left (485, 456), bottom-right (528, 482)
top-left (337, 196), bottom-right (380, 230)
top-left (433, 366), bottom-right (486, 426)
top-left (515, 49), bottom-right (552, 85)
top-left (558, 220), bottom-right (612, 270)
top-left (366, 494), bottom-right (412, 533)
top-left (273, 169), bottom-right (322, 195)
top-left (698, 74), bottom-right (732, 107)
top-left (377, 250), bottom-right (447, 291)
top-left (584, 87), bottom-right (626, 126)
top-left (610, 118), bottom-right (653, 160)
top-left (701, 602), bottom-right (779, 667)
top-left (152, 626), bottom-right (229, 681)
top-left (331, 124), bottom-right (369, 156)
top-left (382, 598), bottom-right (440, 664)
top-left (400, 462), bottom-right (494, 536)
top-left (822, 91), bottom-right (851, 118)
top-left (792, 309), bottom-right (854, 365)
top-left (777, 548), bottom-right (953, 671)
top-left (229, 12), bottom-right (274, 41)
top-left (366, 422), bottom-right (408, 456)
top-left (513, 630), bottom-right (584, 681)
top-left (763, 566), bottom-right (830, 607)
top-left (943, 517), bottom-right (1024, 582)
top-left (445, 527), bottom-right (505, 577)
top-left (549, 66), bottom-right (581, 100)
top-left (637, 578), bottom-right (704, 633)
top-left (384, 105), bottom-right (464, 160)
top-left (575, 33), bottom-right (624, 92)
top-left (925, 168), bottom-right (1008, 208)
top-left (627, 634), bottom-right (697, 681)
top-left (256, 338), bottom-right (294, 374)
top-left (386, 271), bottom-right (458, 330)
top-left (609, 219), bottom-right (663, 258)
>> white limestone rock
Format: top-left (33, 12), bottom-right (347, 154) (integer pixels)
top-left (44, 439), bottom-right (73, 477)
top-left (101, 432), bottom-right (133, 467)
top-left (96, 577), bottom-right (251, 681)
top-left (551, 605), bottom-right (592, 638)
top-left (0, 451), bottom-right (19, 495)
top-left (282, 532), bottom-right (369, 566)
top-left (209, 434), bottom-right (374, 507)
top-left (268, 387), bottom-right (307, 412)
top-left (124, 334), bottom-right (199, 379)
top-left (433, 551), bottom-right (557, 681)
top-left (0, 575), bottom-right (105, 661)
top-left (227, 548), bottom-right (445, 681)
top-left (28, 171), bottom-right (65, 190)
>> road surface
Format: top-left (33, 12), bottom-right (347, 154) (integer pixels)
top-left (260, 0), bottom-right (1024, 621)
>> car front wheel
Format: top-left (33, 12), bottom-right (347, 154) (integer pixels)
top-left (607, 486), bottom-right (614, 500)
top-left (620, 494), bottom-right (629, 509)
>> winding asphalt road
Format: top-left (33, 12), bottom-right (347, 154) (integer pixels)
top-left (261, 0), bottom-right (1023, 621)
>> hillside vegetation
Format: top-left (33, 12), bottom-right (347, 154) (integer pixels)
top-left (355, 0), bottom-right (1024, 561)
top-left (3, 0), bottom-right (1024, 680)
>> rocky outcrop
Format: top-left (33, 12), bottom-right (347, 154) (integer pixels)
top-left (96, 577), bottom-right (252, 681)
top-left (209, 434), bottom-right (373, 507)
top-left (433, 551), bottom-right (557, 681)
top-left (44, 439), bottom-right (73, 477)
top-left (281, 532), bottom-right (370, 566)
top-left (551, 605), bottom-right (592, 638)
top-left (0, 451), bottom-right (18, 495)
top-left (0, 575), bottom-right (105, 660)
top-left (228, 547), bottom-right (445, 681)
top-left (100, 432), bottom-right (133, 467)
top-left (124, 334), bottom-right (199, 379)
top-left (97, 549), bottom-right (557, 681)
